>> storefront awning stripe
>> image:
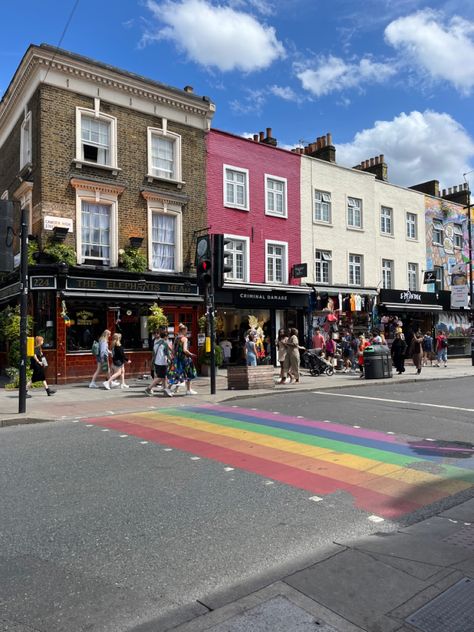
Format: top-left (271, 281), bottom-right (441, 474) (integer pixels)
top-left (310, 285), bottom-right (378, 296)
top-left (61, 291), bottom-right (203, 303)
top-left (383, 303), bottom-right (442, 311)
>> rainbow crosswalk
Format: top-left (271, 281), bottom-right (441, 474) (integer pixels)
top-left (85, 404), bottom-right (474, 519)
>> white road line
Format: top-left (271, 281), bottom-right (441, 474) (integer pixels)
top-left (264, 480), bottom-right (274, 485)
top-left (119, 434), bottom-right (128, 438)
top-left (190, 456), bottom-right (201, 460)
top-left (140, 441), bottom-right (149, 445)
top-left (85, 424), bottom-right (93, 428)
top-left (387, 431), bottom-right (395, 435)
top-left (101, 429), bottom-right (110, 432)
top-left (163, 448), bottom-right (173, 451)
top-left (315, 392), bottom-right (474, 413)
top-left (368, 515), bottom-right (385, 523)
top-left (309, 496), bottom-right (323, 502)
top-left (224, 467), bottom-right (234, 472)
top-left (353, 425), bottom-right (361, 429)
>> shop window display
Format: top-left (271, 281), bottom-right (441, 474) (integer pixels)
top-left (34, 291), bottom-right (56, 349)
top-left (66, 308), bottom-right (107, 352)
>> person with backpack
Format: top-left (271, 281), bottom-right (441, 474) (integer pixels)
top-left (104, 333), bottom-right (131, 390)
top-left (435, 330), bottom-right (448, 367)
top-left (89, 329), bottom-right (111, 388)
top-left (145, 328), bottom-right (174, 397)
top-left (422, 332), bottom-right (434, 366)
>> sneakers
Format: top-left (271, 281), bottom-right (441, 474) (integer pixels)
top-left (164, 388), bottom-right (174, 397)
top-left (46, 389), bottom-right (56, 396)
top-left (170, 384), bottom-right (180, 393)
top-left (89, 382), bottom-right (99, 388)
top-left (145, 387), bottom-right (153, 397)
top-left (186, 389), bottom-right (198, 396)
top-left (120, 384), bottom-right (130, 389)
top-left (111, 380), bottom-right (120, 388)
top-left (103, 381), bottom-right (111, 390)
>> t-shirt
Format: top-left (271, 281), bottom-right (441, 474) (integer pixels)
top-left (422, 335), bottom-right (433, 351)
top-left (219, 340), bottom-right (232, 359)
top-left (154, 339), bottom-right (170, 366)
top-left (312, 333), bottom-right (325, 350)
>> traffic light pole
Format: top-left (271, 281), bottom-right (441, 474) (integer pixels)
top-left (18, 206), bottom-right (28, 414)
top-left (209, 235), bottom-right (217, 395)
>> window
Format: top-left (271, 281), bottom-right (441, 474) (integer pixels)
top-left (76, 106), bottom-right (117, 169)
top-left (380, 206), bottom-right (393, 235)
top-left (348, 254), bottom-right (363, 286)
top-left (20, 112), bottom-right (32, 169)
top-left (147, 126), bottom-right (182, 181)
top-left (314, 190), bottom-right (331, 223)
top-left (382, 259), bottom-right (393, 289)
top-left (315, 250), bottom-right (332, 284)
top-left (151, 213), bottom-right (176, 271)
top-left (453, 224), bottom-right (463, 249)
top-left (224, 165), bottom-right (249, 210)
top-left (266, 241), bottom-right (287, 284)
top-left (433, 220), bottom-right (443, 245)
top-left (406, 212), bottom-right (417, 239)
top-left (408, 263), bottom-right (418, 291)
top-left (434, 265), bottom-right (444, 290)
top-left (265, 176), bottom-right (287, 217)
top-left (81, 202), bottom-right (111, 263)
top-left (224, 237), bottom-right (249, 282)
top-left (347, 197), bottom-right (362, 228)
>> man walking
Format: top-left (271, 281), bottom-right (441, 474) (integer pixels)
top-left (435, 330), bottom-right (448, 367)
top-left (312, 327), bottom-right (325, 353)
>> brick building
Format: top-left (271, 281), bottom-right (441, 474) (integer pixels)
top-left (0, 44), bottom-right (214, 382)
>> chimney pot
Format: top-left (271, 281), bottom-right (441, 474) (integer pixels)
top-left (253, 134), bottom-right (259, 142)
top-left (326, 132), bottom-right (332, 145)
top-left (266, 127), bottom-right (272, 138)
top-left (259, 131), bottom-right (264, 141)
top-left (453, 185), bottom-right (458, 193)
top-left (379, 154), bottom-right (384, 163)
top-left (184, 85), bottom-right (193, 93)
top-left (442, 189), bottom-right (446, 196)
top-left (370, 158), bottom-right (375, 167)
top-left (374, 156), bottom-right (379, 165)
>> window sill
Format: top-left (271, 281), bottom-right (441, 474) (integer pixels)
top-left (73, 159), bottom-right (121, 175)
top-left (347, 226), bottom-right (364, 232)
top-left (265, 211), bottom-right (288, 219)
top-left (224, 204), bottom-right (249, 212)
top-left (313, 220), bottom-right (333, 227)
top-left (380, 233), bottom-right (395, 239)
top-left (146, 174), bottom-right (186, 189)
top-left (406, 237), bottom-right (419, 242)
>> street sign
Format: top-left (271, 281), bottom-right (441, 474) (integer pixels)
top-left (292, 263), bottom-right (307, 278)
top-left (423, 270), bottom-right (437, 284)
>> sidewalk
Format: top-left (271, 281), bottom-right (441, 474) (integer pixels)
top-left (1, 357), bottom-right (473, 425)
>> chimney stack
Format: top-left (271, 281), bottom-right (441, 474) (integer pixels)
top-left (260, 126), bottom-right (277, 147)
top-left (253, 134), bottom-right (259, 142)
top-left (184, 85), bottom-right (194, 93)
top-left (304, 132), bottom-right (336, 163)
top-left (353, 154), bottom-right (388, 181)
top-left (409, 180), bottom-right (440, 197)
top-left (441, 182), bottom-right (470, 206)
top-left (259, 131), bottom-right (265, 142)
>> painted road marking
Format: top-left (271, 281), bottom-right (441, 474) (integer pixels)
top-left (101, 429), bottom-right (110, 432)
top-left (315, 392), bottom-right (474, 413)
top-left (140, 441), bottom-right (149, 445)
top-left (309, 496), bottom-right (323, 502)
top-left (190, 456), bottom-right (201, 460)
top-left (368, 515), bottom-right (385, 523)
top-left (224, 467), bottom-right (235, 472)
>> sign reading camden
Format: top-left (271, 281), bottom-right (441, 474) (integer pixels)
top-left (400, 290), bottom-right (421, 303)
top-left (66, 277), bottom-right (198, 295)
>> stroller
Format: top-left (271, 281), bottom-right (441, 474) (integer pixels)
top-left (302, 349), bottom-right (335, 376)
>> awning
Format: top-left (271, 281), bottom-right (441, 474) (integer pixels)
top-left (310, 285), bottom-right (379, 296)
top-left (383, 303), bottom-right (442, 312)
top-left (61, 291), bottom-right (203, 303)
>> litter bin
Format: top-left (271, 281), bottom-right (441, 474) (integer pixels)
top-left (363, 345), bottom-right (392, 379)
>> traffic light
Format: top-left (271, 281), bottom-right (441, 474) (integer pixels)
top-left (0, 200), bottom-right (15, 273)
top-left (213, 234), bottom-right (232, 290)
top-left (196, 234), bottom-right (212, 288)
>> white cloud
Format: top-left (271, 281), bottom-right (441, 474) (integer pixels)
top-left (295, 55), bottom-right (396, 97)
top-left (143, 0), bottom-right (284, 72)
top-left (230, 88), bottom-right (266, 114)
top-left (229, 0), bottom-right (275, 15)
top-left (336, 110), bottom-right (474, 188)
top-left (385, 10), bottom-right (474, 94)
top-left (269, 84), bottom-right (297, 100)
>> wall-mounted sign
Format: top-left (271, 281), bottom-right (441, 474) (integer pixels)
top-left (423, 270), bottom-right (437, 284)
top-left (0, 282), bottom-right (21, 301)
top-left (66, 276), bottom-right (198, 295)
top-left (379, 289), bottom-right (440, 307)
top-left (44, 216), bottom-right (73, 232)
top-left (292, 263), bottom-right (308, 279)
top-left (30, 276), bottom-right (57, 290)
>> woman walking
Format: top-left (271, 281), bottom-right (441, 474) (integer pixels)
top-left (27, 336), bottom-right (55, 396)
top-left (357, 334), bottom-right (370, 378)
top-left (410, 330), bottom-right (424, 374)
top-left (167, 323), bottom-right (197, 396)
top-left (104, 333), bottom-right (131, 389)
top-left (284, 328), bottom-right (304, 383)
top-left (89, 329), bottom-right (111, 388)
top-left (391, 332), bottom-right (407, 374)
top-left (245, 332), bottom-right (258, 366)
top-left (276, 328), bottom-right (288, 383)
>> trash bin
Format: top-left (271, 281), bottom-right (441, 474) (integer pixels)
top-left (363, 345), bottom-right (392, 379)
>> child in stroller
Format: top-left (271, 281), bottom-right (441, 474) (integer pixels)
top-left (302, 349), bottom-right (335, 376)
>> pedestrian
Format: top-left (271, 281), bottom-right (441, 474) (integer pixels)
top-left (276, 328), bottom-right (289, 383)
top-left (357, 334), bottom-right (370, 378)
top-left (145, 328), bottom-right (173, 397)
top-left (325, 335), bottom-right (336, 367)
top-left (244, 332), bottom-right (258, 367)
top-left (341, 331), bottom-right (354, 372)
top-left (435, 330), bottom-right (448, 367)
top-left (167, 323), bottom-right (197, 396)
top-left (391, 332), bottom-right (407, 374)
top-left (371, 329), bottom-right (382, 344)
top-left (410, 330), bottom-right (424, 374)
top-left (422, 332), bottom-right (434, 366)
top-left (27, 336), bottom-right (56, 397)
top-left (104, 333), bottom-right (131, 390)
top-left (89, 329), bottom-right (111, 388)
top-left (284, 328), bottom-right (304, 383)
top-left (311, 326), bottom-right (325, 353)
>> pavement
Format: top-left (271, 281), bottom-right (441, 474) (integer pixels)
top-left (1, 358), bottom-right (474, 632)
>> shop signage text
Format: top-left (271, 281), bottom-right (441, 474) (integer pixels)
top-left (423, 270), bottom-right (437, 284)
top-left (66, 277), bottom-right (198, 295)
top-left (380, 288), bottom-right (440, 307)
top-left (234, 290), bottom-right (290, 308)
top-left (30, 276), bottom-right (57, 290)
top-left (400, 290), bottom-right (421, 303)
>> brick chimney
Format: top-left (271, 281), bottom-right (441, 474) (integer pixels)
top-left (260, 127), bottom-right (277, 147)
top-left (303, 133), bottom-right (335, 163)
top-left (353, 154), bottom-right (388, 181)
top-left (441, 182), bottom-right (470, 206)
top-left (409, 180), bottom-right (440, 197)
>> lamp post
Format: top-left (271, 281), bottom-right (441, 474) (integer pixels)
top-left (462, 171), bottom-right (473, 365)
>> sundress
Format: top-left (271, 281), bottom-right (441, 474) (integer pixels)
top-left (167, 336), bottom-right (197, 385)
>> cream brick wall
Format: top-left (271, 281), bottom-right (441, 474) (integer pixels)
top-left (301, 156), bottom-right (426, 290)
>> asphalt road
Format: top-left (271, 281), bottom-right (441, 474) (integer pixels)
top-left (0, 378), bottom-right (473, 632)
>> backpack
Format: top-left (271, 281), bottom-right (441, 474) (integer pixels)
top-left (91, 340), bottom-right (100, 357)
top-left (441, 338), bottom-right (448, 349)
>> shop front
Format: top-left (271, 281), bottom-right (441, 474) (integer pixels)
top-left (213, 286), bottom-right (308, 365)
top-left (435, 291), bottom-right (471, 357)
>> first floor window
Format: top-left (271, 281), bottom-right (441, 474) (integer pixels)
top-left (266, 242), bottom-right (286, 283)
top-left (453, 224), bottom-right (463, 249)
top-left (224, 166), bottom-right (248, 209)
top-left (408, 263), bottom-right (418, 291)
top-left (406, 212), bottom-right (417, 239)
top-left (226, 239), bottom-right (247, 281)
top-left (314, 190), bottom-right (331, 223)
top-left (315, 250), bottom-right (332, 284)
top-left (81, 202), bottom-right (110, 263)
top-left (347, 197), bottom-right (362, 228)
top-left (433, 220), bottom-right (443, 245)
top-left (434, 265), bottom-right (444, 290)
top-left (380, 206), bottom-right (393, 235)
top-left (81, 115), bottom-right (111, 165)
top-left (265, 176), bottom-right (286, 216)
top-left (382, 259), bottom-right (393, 289)
top-left (152, 213), bottom-right (176, 271)
top-left (349, 254), bottom-right (362, 286)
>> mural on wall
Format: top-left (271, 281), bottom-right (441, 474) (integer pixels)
top-left (425, 197), bottom-right (470, 292)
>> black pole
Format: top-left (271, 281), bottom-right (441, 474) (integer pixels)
top-left (468, 187), bottom-right (474, 366)
top-left (18, 206), bottom-right (28, 413)
top-left (209, 235), bottom-right (216, 395)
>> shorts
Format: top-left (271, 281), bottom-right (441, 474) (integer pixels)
top-left (154, 364), bottom-right (167, 378)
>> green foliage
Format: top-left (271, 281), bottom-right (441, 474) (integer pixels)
top-left (43, 240), bottom-right (76, 266)
top-left (198, 344), bottom-right (223, 367)
top-left (28, 241), bottom-right (39, 265)
top-left (0, 306), bottom-right (33, 369)
top-left (198, 314), bottom-right (207, 332)
top-left (4, 367), bottom-right (42, 390)
top-left (120, 246), bottom-right (147, 273)
top-left (147, 303), bottom-right (168, 333)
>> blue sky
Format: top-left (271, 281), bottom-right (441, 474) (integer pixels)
top-left (1, 0), bottom-right (474, 189)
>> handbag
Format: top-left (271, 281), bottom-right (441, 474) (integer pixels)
top-left (41, 356), bottom-right (48, 367)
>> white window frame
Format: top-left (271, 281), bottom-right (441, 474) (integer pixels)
top-left (433, 220), bottom-right (444, 245)
top-left (223, 164), bottom-right (249, 211)
top-left (382, 258), bottom-right (394, 289)
top-left (264, 174), bottom-right (287, 218)
top-left (348, 253), bottom-right (363, 286)
top-left (75, 105), bottom-right (118, 171)
top-left (453, 223), bottom-right (463, 249)
top-left (315, 250), bottom-right (332, 284)
top-left (265, 239), bottom-right (288, 284)
top-left (406, 212), bottom-right (417, 240)
top-left (20, 111), bottom-right (32, 170)
top-left (347, 196), bottom-right (363, 229)
top-left (147, 124), bottom-right (182, 183)
top-left (380, 206), bottom-right (393, 235)
top-left (147, 203), bottom-right (182, 272)
top-left (223, 234), bottom-right (250, 283)
top-left (434, 265), bottom-right (444, 290)
top-left (408, 262), bottom-right (418, 291)
top-left (314, 190), bottom-right (332, 223)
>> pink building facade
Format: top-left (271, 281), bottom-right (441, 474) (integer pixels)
top-left (206, 128), bottom-right (308, 364)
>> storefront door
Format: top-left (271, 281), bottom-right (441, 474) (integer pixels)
top-left (163, 307), bottom-right (197, 353)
